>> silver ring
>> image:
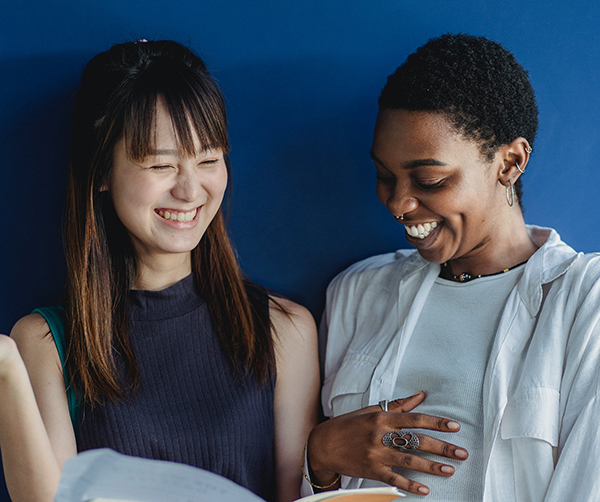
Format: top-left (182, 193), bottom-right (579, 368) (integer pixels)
top-left (378, 399), bottom-right (389, 412)
top-left (382, 430), bottom-right (420, 451)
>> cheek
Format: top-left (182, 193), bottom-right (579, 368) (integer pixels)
top-left (207, 167), bottom-right (228, 202)
top-left (111, 179), bottom-right (154, 214)
top-left (108, 172), bottom-right (164, 233)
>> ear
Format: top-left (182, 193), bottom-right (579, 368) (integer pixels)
top-left (497, 137), bottom-right (533, 187)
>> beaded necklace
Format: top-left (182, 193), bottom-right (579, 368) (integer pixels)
top-left (439, 259), bottom-right (528, 283)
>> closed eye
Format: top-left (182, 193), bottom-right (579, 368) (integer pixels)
top-left (416, 179), bottom-right (445, 190)
top-left (199, 159), bottom-right (219, 166)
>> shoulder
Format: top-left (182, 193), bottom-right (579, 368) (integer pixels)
top-left (537, 252), bottom-right (600, 356)
top-left (566, 252), bottom-right (600, 280)
top-left (549, 252), bottom-right (600, 299)
top-left (522, 227), bottom-right (600, 307)
top-left (10, 313), bottom-right (61, 370)
top-left (11, 313), bottom-right (52, 346)
top-left (269, 296), bottom-right (316, 346)
top-left (332, 250), bottom-right (409, 280)
top-left (326, 249), bottom-right (421, 301)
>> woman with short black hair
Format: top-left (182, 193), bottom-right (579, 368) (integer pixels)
top-left (305, 34), bottom-right (600, 501)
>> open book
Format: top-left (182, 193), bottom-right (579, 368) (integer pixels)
top-left (54, 449), bottom-right (404, 502)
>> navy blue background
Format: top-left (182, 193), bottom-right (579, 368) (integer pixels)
top-left (1, 1), bottom-right (600, 500)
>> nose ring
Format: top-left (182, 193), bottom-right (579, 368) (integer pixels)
top-left (394, 214), bottom-right (404, 221)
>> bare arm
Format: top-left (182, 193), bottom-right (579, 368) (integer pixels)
top-left (1, 314), bottom-right (77, 502)
top-left (271, 298), bottom-right (320, 502)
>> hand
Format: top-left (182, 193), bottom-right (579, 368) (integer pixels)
top-left (307, 391), bottom-right (468, 496)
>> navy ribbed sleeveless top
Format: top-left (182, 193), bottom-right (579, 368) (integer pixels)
top-left (76, 274), bottom-right (276, 501)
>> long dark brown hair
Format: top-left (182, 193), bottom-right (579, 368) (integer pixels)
top-left (64, 40), bottom-right (275, 405)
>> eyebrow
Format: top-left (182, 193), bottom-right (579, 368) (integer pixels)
top-left (370, 152), bottom-right (449, 170)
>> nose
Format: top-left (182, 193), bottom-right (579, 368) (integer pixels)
top-left (171, 168), bottom-right (202, 202)
top-left (379, 182), bottom-right (419, 218)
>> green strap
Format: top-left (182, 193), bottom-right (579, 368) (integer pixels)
top-left (32, 307), bottom-right (80, 432)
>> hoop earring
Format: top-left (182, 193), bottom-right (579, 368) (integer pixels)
top-left (394, 214), bottom-right (404, 221)
top-left (525, 146), bottom-right (533, 154)
top-left (506, 180), bottom-right (515, 207)
top-left (516, 161), bottom-right (525, 174)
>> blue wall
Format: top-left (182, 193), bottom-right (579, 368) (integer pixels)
top-left (1, 1), bottom-right (599, 500)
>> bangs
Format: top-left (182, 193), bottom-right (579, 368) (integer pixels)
top-left (121, 57), bottom-right (229, 160)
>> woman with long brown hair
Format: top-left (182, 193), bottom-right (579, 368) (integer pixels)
top-left (0, 40), bottom-right (319, 502)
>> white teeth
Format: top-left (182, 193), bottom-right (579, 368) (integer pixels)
top-left (158, 208), bottom-right (197, 222)
top-left (404, 222), bottom-right (441, 240)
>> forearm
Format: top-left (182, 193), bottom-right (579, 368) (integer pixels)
top-left (0, 346), bottom-right (61, 502)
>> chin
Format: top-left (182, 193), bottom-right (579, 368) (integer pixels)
top-left (157, 238), bottom-right (203, 255)
top-left (415, 247), bottom-right (449, 265)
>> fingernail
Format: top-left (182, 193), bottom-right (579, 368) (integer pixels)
top-left (418, 486), bottom-right (430, 494)
top-left (455, 448), bottom-right (468, 459)
top-left (441, 465), bottom-right (454, 474)
top-left (446, 421), bottom-right (460, 430)
top-left (411, 390), bottom-right (425, 397)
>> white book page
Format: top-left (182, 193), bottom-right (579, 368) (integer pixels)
top-left (54, 449), bottom-right (264, 502)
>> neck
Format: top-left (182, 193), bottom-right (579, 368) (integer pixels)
top-left (446, 209), bottom-right (537, 279)
top-left (133, 252), bottom-right (193, 291)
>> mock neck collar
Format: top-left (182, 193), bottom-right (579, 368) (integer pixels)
top-left (129, 273), bottom-right (205, 321)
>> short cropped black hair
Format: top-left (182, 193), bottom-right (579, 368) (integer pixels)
top-left (379, 33), bottom-right (538, 202)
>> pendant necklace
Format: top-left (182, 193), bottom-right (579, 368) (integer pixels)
top-left (440, 259), bottom-right (529, 283)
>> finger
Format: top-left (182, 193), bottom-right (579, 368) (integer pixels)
top-left (372, 468), bottom-right (431, 496)
top-left (413, 433), bottom-right (469, 461)
top-left (393, 412), bottom-right (461, 432)
top-left (388, 391), bottom-right (426, 412)
top-left (353, 391), bottom-right (427, 417)
top-left (391, 450), bottom-right (457, 478)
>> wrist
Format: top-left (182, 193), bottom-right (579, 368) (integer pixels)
top-left (305, 429), bottom-right (340, 488)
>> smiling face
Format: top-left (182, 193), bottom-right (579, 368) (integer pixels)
top-left (106, 97), bottom-right (228, 268)
top-left (372, 109), bottom-right (508, 266)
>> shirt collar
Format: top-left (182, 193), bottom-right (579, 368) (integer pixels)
top-left (393, 225), bottom-right (579, 316)
top-left (518, 225), bottom-right (579, 316)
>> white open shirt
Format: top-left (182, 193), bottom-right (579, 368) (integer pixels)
top-left (316, 226), bottom-right (600, 501)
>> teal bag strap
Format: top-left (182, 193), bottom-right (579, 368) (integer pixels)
top-left (32, 306), bottom-right (80, 432)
